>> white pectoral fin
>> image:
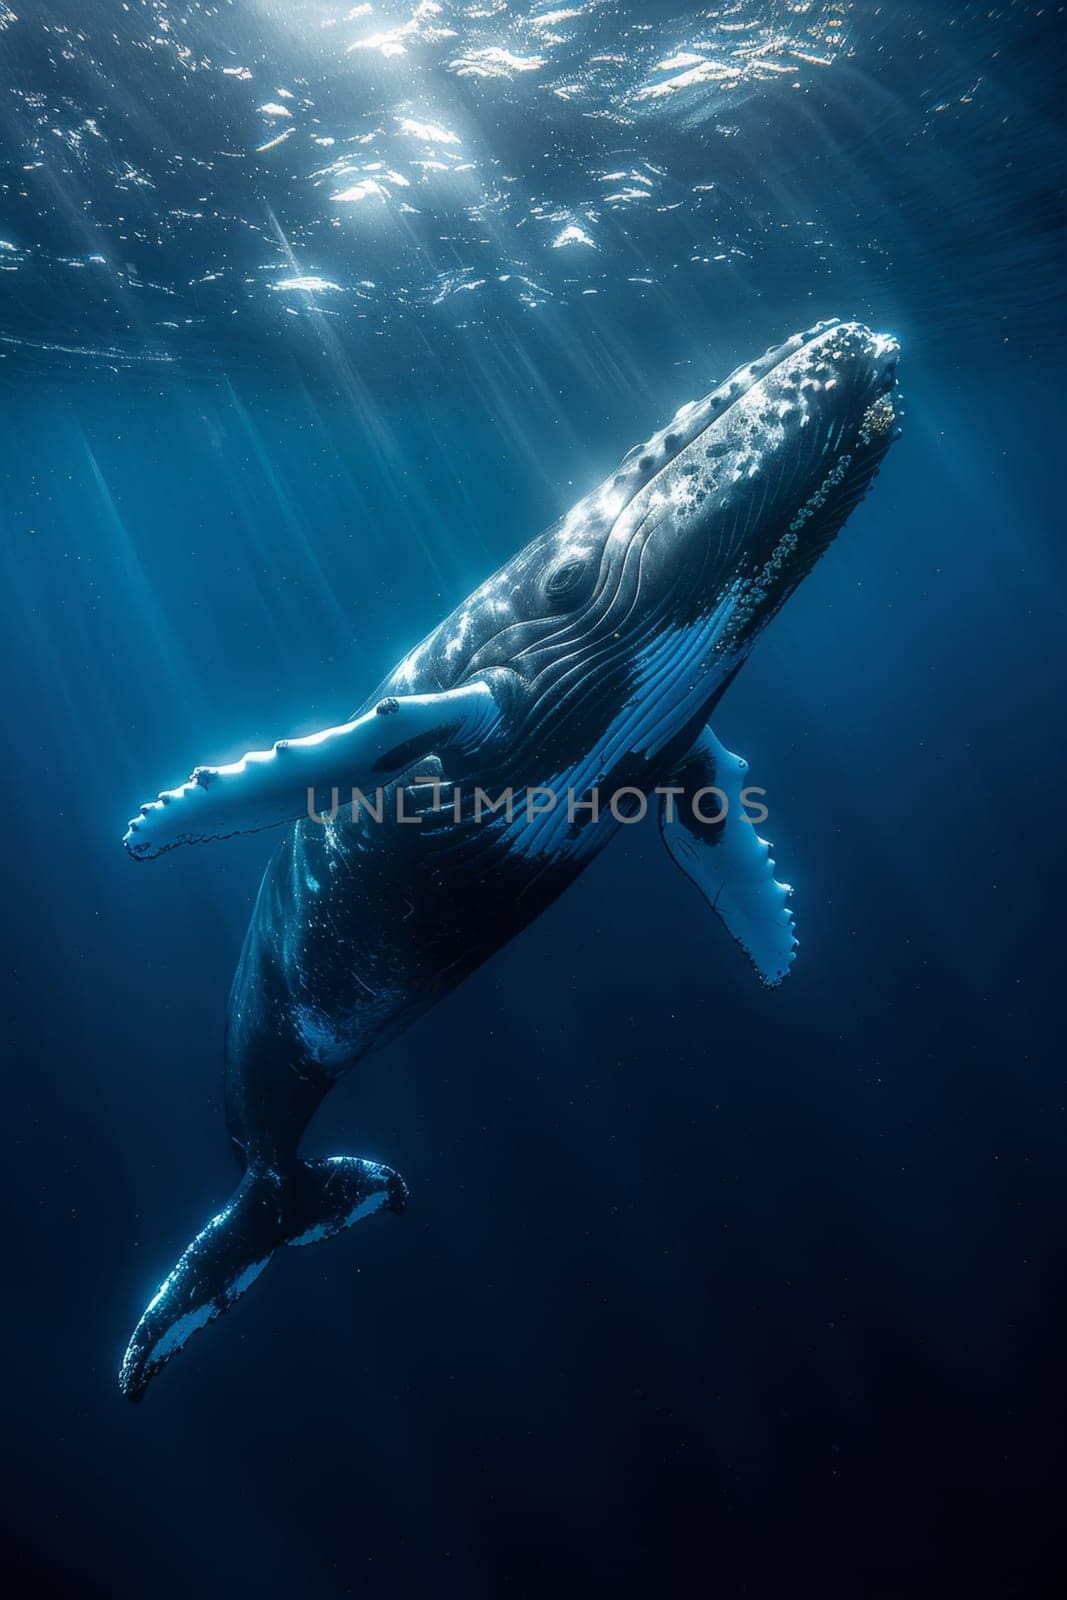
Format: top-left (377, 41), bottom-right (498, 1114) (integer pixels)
top-left (659, 726), bottom-right (796, 988)
top-left (124, 678), bottom-right (508, 860)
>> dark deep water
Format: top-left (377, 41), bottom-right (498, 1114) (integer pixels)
top-left (2, 3), bottom-right (1066, 1596)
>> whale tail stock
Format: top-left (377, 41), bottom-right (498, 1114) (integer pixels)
top-left (118, 1156), bottom-right (406, 1402)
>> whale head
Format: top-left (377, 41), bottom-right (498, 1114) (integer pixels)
top-left (603, 318), bottom-right (901, 650)
top-left (534, 318), bottom-right (899, 665)
top-left (393, 320), bottom-right (900, 756)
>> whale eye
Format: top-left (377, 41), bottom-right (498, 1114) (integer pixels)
top-left (544, 555), bottom-right (592, 605)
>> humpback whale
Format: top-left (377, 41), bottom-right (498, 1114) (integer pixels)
top-left (118, 319), bottom-right (901, 1400)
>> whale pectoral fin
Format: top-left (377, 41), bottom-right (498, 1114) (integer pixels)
top-left (659, 726), bottom-right (797, 988)
top-left (124, 675), bottom-right (512, 860)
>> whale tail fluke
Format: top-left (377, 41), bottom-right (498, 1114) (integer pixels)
top-left (119, 1156), bottom-right (406, 1402)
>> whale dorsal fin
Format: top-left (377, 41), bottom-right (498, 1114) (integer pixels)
top-left (124, 676), bottom-right (513, 860)
top-left (659, 726), bottom-right (796, 987)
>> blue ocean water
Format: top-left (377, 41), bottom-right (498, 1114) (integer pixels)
top-left (2, 3), bottom-right (1065, 1595)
